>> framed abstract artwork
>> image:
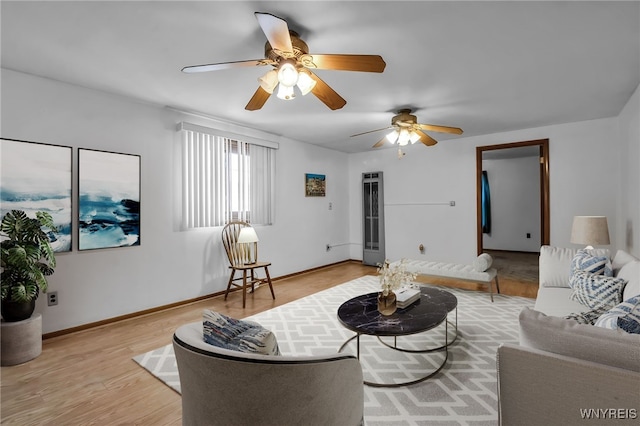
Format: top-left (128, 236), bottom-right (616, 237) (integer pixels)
top-left (305, 173), bottom-right (326, 197)
top-left (78, 148), bottom-right (140, 250)
top-left (0, 138), bottom-right (72, 252)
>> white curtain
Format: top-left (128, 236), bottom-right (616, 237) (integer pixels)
top-left (181, 127), bottom-right (275, 228)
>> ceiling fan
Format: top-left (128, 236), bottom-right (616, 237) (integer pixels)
top-left (182, 12), bottom-right (386, 111)
top-left (351, 109), bottom-right (463, 157)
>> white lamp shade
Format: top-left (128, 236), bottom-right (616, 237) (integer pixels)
top-left (277, 61), bottom-right (298, 87)
top-left (570, 216), bottom-right (610, 246)
top-left (237, 226), bottom-right (259, 243)
top-left (397, 129), bottom-right (410, 146)
top-left (385, 129), bottom-right (399, 143)
top-left (296, 71), bottom-right (316, 95)
top-left (277, 84), bottom-right (295, 100)
top-left (258, 70), bottom-right (278, 94)
top-left (409, 131), bottom-right (421, 144)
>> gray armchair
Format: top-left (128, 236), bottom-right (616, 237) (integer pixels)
top-left (173, 322), bottom-right (364, 426)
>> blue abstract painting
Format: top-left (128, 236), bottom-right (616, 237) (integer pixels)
top-left (0, 139), bottom-right (72, 252)
top-left (78, 149), bottom-right (140, 250)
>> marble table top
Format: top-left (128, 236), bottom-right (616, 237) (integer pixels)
top-left (337, 286), bottom-right (457, 337)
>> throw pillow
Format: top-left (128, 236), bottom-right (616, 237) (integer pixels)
top-left (565, 306), bottom-right (609, 325)
top-left (519, 307), bottom-right (640, 372)
top-left (539, 246), bottom-right (610, 288)
top-left (617, 298), bottom-right (640, 334)
top-left (569, 270), bottom-right (626, 310)
top-left (473, 253), bottom-right (493, 272)
top-left (202, 309), bottom-right (280, 356)
top-left (569, 249), bottom-right (612, 281)
top-left (594, 295), bottom-right (640, 330)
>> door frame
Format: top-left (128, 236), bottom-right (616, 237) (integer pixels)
top-left (475, 138), bottom-right (550, 254)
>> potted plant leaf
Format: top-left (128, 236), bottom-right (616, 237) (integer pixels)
top-left (1, 210), bottom-right (56, 322)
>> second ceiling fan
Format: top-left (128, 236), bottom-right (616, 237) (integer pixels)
top-left (182, 12), bottom-right (386, 111)
top-left (351, 109), bottom-right (463, 156)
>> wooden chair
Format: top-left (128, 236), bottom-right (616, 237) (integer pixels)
top-left (221, 221), bottom-right (275, 308)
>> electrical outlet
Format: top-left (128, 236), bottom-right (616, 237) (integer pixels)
top-left (328, 202), bottom-right (333, 210)
top-left (48, 291), bottom-right (58, 306)
top-left (449, 201), bottom-right (455, 206)
top-left (526, 233), bottom-right (531, 239)
top-left (326, 244), bottom-right (331, 251)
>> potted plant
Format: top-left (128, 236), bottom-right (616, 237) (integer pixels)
top-left (1, 210), bottom-right (56, 322)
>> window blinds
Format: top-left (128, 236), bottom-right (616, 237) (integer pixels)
top-left (180, 123), bottom-right (276, 228)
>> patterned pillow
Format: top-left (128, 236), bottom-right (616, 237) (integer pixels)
top-left (202, 310), bottom-right (280, 355)
top-left (569, 250), bottom-right (612, 285)
top-left (569, 270), bottom-right (626, 310)
top-left (596, 296), bottom-right (640, 334)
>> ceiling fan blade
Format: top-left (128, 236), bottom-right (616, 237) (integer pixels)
top-left (307, 54), bottom-right (386, 73)
top-left (350, 126), bottom-right (393, 137)
top-left (372, 137), bottom-right (387, 148)
top-left (182, 60), bottom-right (265, 73)
top-left (308, 72), bottom-right (346, 110)
top-left (417, 123), bottom-right (463, 135)
top-left (245, 86), bottom-right (271, 111)
top-left (418, 130), bottom-right (438, 146)
top-left (255, 12), bottom-right (293, 54)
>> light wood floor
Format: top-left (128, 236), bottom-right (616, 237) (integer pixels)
top-left (0, 261), bottom-right (536, 425)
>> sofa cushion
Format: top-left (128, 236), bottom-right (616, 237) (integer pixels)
top-left (569, 270), bottom-right (626, 310)
top-left (534, 286), bottom-right (588, 317)
top-left (519, 307), bottom-right (640, 372)
top-left (595, 295), bottom-right (640, 330)
top-left (570, 249), bottom-right (612, 279)
top-left (202, 310), bottom-right (280, 356)
top-left (612, 249), bottom-right (639, 275)
top-left (539, 246), bottom-right (609, 288)
top-left (617, 259), bottom-right (640, 300)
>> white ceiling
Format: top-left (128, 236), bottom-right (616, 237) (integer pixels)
top-left (2, 1), bottom-right (638, 153)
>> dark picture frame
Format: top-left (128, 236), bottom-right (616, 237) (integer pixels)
top-left (78, 148), bottom-right (140, 250)
top-left (305, 173), bottom-right (326, 197)
top-left (0, 138), bottom-right (73, 252)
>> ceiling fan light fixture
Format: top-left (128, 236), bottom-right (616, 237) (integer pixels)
top-left (397, 128), bottom-right (410, 146)
top-left (409, 131), bottom-right (421, 144)
top-left (258, 70), bottom-right (278, 94)
top-left (296, 70), bottom-right (316, 96)
top-left (277, 84), bottom-right (296, 100)
top-left (385, 129), bottom-right (399, 143)
top-left (277, 60), bottom-right (299, 87)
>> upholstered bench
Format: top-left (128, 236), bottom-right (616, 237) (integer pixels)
top-left (393, 254), bottom-right (500, 301)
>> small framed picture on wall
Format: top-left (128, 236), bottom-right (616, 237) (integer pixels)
top-left (305, 173), bottom-right (326, 197)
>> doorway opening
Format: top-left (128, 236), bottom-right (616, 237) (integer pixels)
top-left (476, 139), bottom-right (551, 254)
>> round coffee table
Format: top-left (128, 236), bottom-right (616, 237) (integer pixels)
top-left (337, 286), bottom-right (458, 387)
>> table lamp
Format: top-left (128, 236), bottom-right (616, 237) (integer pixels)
top-left (238, 226), bottom-right (259, 264)
top-left (570, 216), bottom-right (610, 249)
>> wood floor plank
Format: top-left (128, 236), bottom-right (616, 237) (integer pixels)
top-left (0, 260), bottom-right (535, 425)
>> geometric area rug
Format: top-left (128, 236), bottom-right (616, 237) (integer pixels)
top-left (133, 275), bottom-right (534, 426)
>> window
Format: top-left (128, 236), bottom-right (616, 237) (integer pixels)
top-left (179, 122), bottom-right (276, 228)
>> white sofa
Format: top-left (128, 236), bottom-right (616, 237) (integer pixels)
top-left (497, 246), bottom-right (640, 425)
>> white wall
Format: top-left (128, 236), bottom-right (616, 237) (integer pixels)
top-left (349, 116), bottom-right (624, 265)
top-left (482, 156), bottom-right (541, 252)
top-left (1, 70), bottom-right (350, 333)
top-left (617, 84), bottom-right (640, 257)
top-left (2, 69), bottom-right (637, 334)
